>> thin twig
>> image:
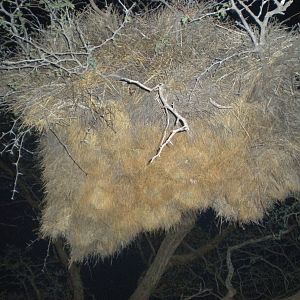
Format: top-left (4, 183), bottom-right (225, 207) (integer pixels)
top-left (49, 128), bottom-right (88, 176)
top-left (223, 226), bottom-right (296, 300)
top-left (209, 98), bottom-right (233, 109)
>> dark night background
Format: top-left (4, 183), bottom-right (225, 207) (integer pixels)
top-left (0, 1), bottom-right (300, 299)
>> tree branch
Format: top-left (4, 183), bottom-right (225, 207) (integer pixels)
top-left (118, 77), bottom-right (189, 163)
top-left (169, 225), bottom-right (234, 268)
top-left (129, 215), bottom-right (196, 300)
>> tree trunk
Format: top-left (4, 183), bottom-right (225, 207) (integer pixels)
top-left (54, 239), bottom-right (84, 300)
top-left (129, 215), bottom-right (196, 300)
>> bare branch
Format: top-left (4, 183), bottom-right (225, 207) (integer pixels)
top-left (230, 0), bottom-right (259, 48)
top-left (149, 84), bottom-right (189, 163)
top-left (223, 226), bottom-right (297, 300)
top-left (119, 77), bottom-right (153, 92)
top-left (89, 0), bottom-right (107, 17)
top-left (0, 1), bottom-right (135, 74)
top-left (89, 2), bottom-right (136, 51)
top-left (230, 0), bottom-right (294, 49)
top-left (119, 77), bottom-right (190, 163)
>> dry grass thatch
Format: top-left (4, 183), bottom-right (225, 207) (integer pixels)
top-left (1, 2), bottom-right (299, 261)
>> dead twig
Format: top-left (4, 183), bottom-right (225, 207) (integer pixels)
top-left (119, 77), bottom-right (189, 163)
top-left (49, 128), bottom-right (88, 176)
top-left (209, 98), bottom-right (233, 109)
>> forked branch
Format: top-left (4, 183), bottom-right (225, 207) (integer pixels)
top-left (0, 1), bottom-right (135, 74)
top-left (230, 0), bottom-right (294, 49)
top-left (119, 77), bottom-right (189, 163)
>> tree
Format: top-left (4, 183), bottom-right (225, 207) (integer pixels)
top-left (0, 118), bottom-right (85, 299)
top-left (0, 0), bottom-right (299, 299)
top-left (145, 201), bottom-right (300, 300)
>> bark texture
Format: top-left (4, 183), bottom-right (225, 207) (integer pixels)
top-left (54, 239), bottom-right (84, 300)
top-left (129, 216), bottom-right (196, 300)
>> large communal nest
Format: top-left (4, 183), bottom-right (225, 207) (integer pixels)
top-left (1, 2), bottom-right (299, 262)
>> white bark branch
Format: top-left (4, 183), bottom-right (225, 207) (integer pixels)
top-left (119, 77), bottom-right (189, 163)
top-left (230, 0), bottom-right (294, 50)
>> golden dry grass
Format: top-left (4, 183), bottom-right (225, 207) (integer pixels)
top-left (1, 3), bottom-right (299, 261)
top-left (41, 98), bottom-right (299, 261)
